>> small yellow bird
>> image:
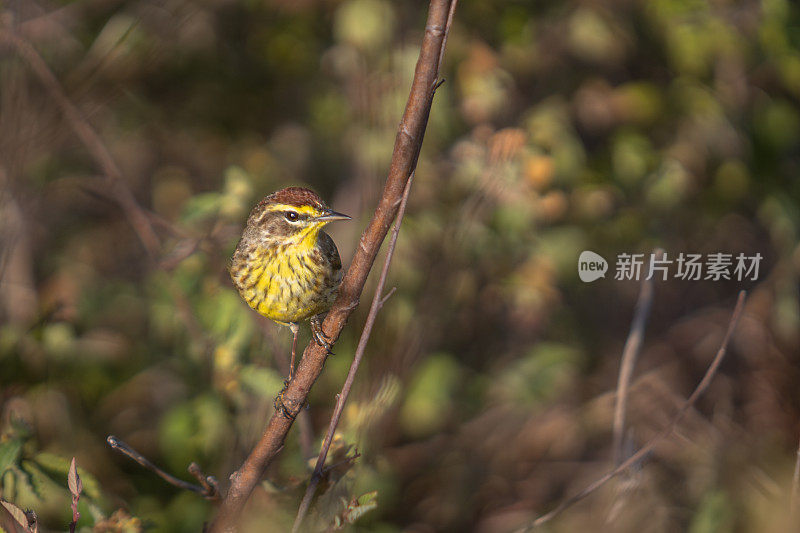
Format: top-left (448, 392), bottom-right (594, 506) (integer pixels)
top-left (229, 187), bottom-right (350, 378)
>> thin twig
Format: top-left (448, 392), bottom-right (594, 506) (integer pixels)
top-left (612, 249), bottom-right (662, 466)
top-left (322, 450), bottom-right (361, 474)
top-left (207, 2), bottom-right (455, 530)
top-left (522, 290), bottom-right (747, 530)
top-left (292, 173), bottom-right (416, 532)
top-left (379, 287), bottom-right (397, 308)
top-left (296, 410), bottom-right (315, 461)
top-left (188, 462), bottom-right (221, 499)
top-left (2, 25), bottom-right (221, 273)
top-left (791, 433), bottom-right (800, 523)
top-left (438, 0), bottom-right (458, 70)
top-left (106, 436), bottom-right (219, 499)
top-left (0, 28), bottom-right (161, 258)
top-left (77, 183), bottom-right (191, 241)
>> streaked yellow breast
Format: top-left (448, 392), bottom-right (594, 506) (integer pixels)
top-left (230, 233), bottom-right (339, 325)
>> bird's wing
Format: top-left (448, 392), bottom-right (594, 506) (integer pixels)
top-left (319, 231), bottom-right (342, 271)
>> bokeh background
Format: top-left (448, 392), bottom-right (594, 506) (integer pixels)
top-left (1, 0), bottom-right (799, 531)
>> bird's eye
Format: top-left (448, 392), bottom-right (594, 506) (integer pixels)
top-left (284, 211), bottom-right (299, 222)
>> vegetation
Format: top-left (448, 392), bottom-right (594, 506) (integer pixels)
top-left (1, 0), bottom-right (799, 531)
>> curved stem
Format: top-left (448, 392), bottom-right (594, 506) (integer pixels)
top-left (292, 172), bottom-right (415, 532)
top-left (523, 291), bottom-right (747, 530)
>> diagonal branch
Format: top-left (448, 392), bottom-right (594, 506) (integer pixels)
top-left (207, 1), bottom-right (455, 530)
top-left (0, 27), bottom-right (161, 258)
top-left (292, 170), bottom-right (416, 532)
top-left (791, 433), bottom-right (800, 524)
top-left (612, 249), bottom-right (662, 466)
top-left (522, 290), bottom-right (747, 530)
top-left (107, 436), bottom-right (219, 499)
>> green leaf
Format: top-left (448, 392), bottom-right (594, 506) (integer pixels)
top-left (9, 463), bottom-right (41, 510)
top-left (2, 468), bottom-right (17, 501)
top-left (342, 491), bottom-right (378, 525)
top-left (0, 439), bottom-right (22, 475)
top-left (160, 394), bottom-right (230, 471)
top-left (239, 365), bottom-right (284, 399)
top-left (219, 166), bottom-right (254, 220)
top-left (689, 490), bottom-right (734, 533)
top-left (18, 461), bottom-right (50, 503)
top-left (400, 354), bottom-right (460, 437)
top-left (180, 192), bottom-right (223, 224)
top-left (497, 342), bottom-right (582, 408)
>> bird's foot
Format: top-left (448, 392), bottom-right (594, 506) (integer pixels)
top-left (310, 315), bottom-right (334, 355)
top-left (274, 382), bottom-right (303, 420)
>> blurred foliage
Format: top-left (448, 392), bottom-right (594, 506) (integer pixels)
top-left (0, 0), bottom-right (799, 531)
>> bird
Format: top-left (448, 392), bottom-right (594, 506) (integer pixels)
top-left (229, 187), bottom-right (350, 379)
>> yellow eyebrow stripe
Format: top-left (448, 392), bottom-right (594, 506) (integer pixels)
top-left (265, 203), bottom-right (321, 216)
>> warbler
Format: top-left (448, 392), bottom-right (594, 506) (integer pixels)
top-left (229, 187), bottom-right (350, 378)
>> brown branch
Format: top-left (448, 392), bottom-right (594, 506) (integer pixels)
top-left (611, 249), bottom-right (662, 466)
top-left (255, 318), bottom-right (316, 460)
top-left (0, 27), bottom-right (161, 258)
top-left (292, 171), bottom-right (416, 532)
top-left (522, 290), bottom-right (747, 530)
top-left (207, 1), bottom-right (455, 530)
top-left (106, 436), bottom-right (219, 500)
top-left (291, 4), bottom-right (457, 527)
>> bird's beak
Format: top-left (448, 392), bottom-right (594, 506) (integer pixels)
top-left (315, 209), bottom-right (351, 223)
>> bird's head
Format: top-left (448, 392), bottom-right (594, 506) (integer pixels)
top-left (244, 187), bottom-right (350, 246)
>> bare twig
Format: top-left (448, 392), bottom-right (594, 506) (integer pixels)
top-left (321, 450), bottom-right (361, 476)
top-left (791, 433), bottom-right (800, 523)
top-left (522, 290), bottom-right (747, 530)
top-left (292, 172), bottom-right (416, 532)
top-left (612, 249), bottom-right (662, 466)
top-left (437, 0), bottom-right (458, 69)
top-left (378, 286), bottom-right (397, 308)
top-left (0, 28), bottom-right (161, 258)
top-left (207, 1), bottom-right (455, 530)
top-left (188, 462), bottom-right (221, 499)
top-left (106, 435), bottom-right (219, 499)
